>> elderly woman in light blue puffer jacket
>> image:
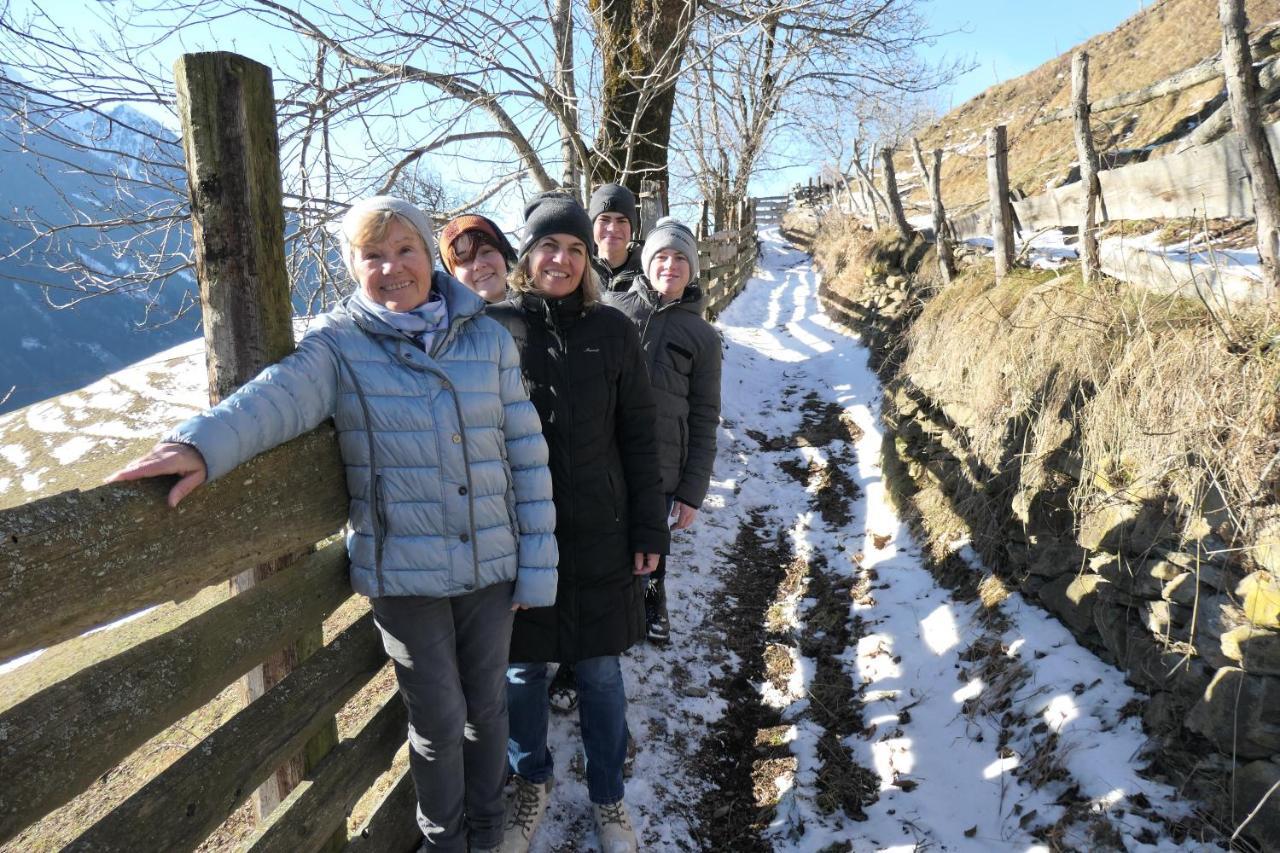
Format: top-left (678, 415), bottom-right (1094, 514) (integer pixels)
top-left (109, 196), bottom-right (557, 853)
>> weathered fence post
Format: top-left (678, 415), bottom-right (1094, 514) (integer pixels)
top-left (698, 198), bottom-right (710, 239)
top-left (1072, 51), bottom-right (1107, 284)
top-left (1219, 0), bottom-right (1280, 291)
top-left (913, 138), bottom-right (954, 284)
top-left (986, 125), bottom-right (1015, 279)
top-left (638, 178), bottom-right (667, 237)
top-left (880, 146), bottom-right (913, 239)
top-left (174, 51), bottom-right (338, 825)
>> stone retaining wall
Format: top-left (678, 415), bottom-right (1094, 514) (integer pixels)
top-left (784, 217), bottom-right (1280, 850)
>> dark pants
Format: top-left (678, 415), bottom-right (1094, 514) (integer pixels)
top-left (372, 581), bottom-right (515, 852)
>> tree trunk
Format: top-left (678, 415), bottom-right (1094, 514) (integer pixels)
top-left (590, 0), bottom-right (697, 193)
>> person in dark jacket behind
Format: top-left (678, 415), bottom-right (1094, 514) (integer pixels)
top-left (607, 217), bottom-right (722, 644)
top-left (439, 213), bottom-right (518, 303)
top-left (107, 196), bottom-right (558, 853)
top-left (486, 192), bottom-right (668, 853)
top-left (588, 182), bottom-right (643, 292)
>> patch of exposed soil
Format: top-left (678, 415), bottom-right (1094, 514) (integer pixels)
top-left (689, 513), bottom-right (792, 852)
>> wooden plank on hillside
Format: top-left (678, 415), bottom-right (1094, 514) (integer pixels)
top-left (64, 611), bottom-right (385, 852)
top-left (0, 425), bottom-right (346, 662)
top-left (1013, 123), bottom-right (1280, 229)
top-left (245, 689), bottom-right (405, 853)
top-left (344, 769), bottom-right (419, 853)
top-left (0, 542), bottom-right (351, 844)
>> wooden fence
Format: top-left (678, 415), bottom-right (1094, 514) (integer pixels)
top-left (753, 194), bottom-right (789, 226)
top-left (699, 197), bottom-right (759, 319)
top-left (801, 10), bottom-right (1280, 302)
top-left (0, 51), bottom-right (765, 853)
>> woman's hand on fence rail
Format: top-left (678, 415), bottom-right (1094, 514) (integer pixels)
top-left (106, 442), bottom-right (209, 508)
top-left (633, 552), bottom-right (661, 575)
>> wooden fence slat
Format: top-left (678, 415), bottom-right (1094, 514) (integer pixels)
top-left (0, 426), bottom-right (346, 662)
top-left (64, 611), bottom-right (385, 852)
top-left (1006, 122), bottom-right (1280, 232)
top-left (343, 769), bottom-right (418, 853)
top-left (245, 689), bottom-right (406, 853)
top-left (0, 541), bottom-right (351, 844)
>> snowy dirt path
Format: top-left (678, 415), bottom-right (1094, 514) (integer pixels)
top-left (526, 230), bottom-right (1208, 852)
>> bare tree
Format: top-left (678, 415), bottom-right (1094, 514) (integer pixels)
top-left (672, 0), bottom-right (960, 225)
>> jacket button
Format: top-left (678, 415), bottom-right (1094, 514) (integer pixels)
top-left (452, 433), bottom-right (462, 443)
top-left (442, 380), bottom-right (452, 390)
top-left (460, 533), bottom-right (470, 543)
top-left (458, 486), bottom-right (467, 495)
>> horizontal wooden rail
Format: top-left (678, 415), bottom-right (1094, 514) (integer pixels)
top-left (246, 688), bottom-right (404, 853)
top-left (345, 768), bottom-right (417, 853)
top-left (0, 425), bottom-right (347, 662)
top-left (0, 541), bottom-right (351, 844)
top-left (65, 610), bottom-right (385, 852)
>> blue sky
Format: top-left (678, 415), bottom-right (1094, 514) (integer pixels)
top-left (12, 0), bottom-right (1158, 204)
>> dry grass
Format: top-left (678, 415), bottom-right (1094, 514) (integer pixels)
top-left (900, 256), bottom-right (1280, 568)
top-left (901, 0), bottom-right (1280, 210)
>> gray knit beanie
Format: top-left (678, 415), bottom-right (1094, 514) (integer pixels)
top-left (519, 191), bottom-right (594, 258)
top-left (588, 183), bottom-right (639, 234)
top-left (340, 195), bottom-right (437, 279)
top-left (642, 216), bottom-right (700, 282)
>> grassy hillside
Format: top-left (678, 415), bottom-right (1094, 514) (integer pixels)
top-left (905, 0), bottom-right (1280, 211)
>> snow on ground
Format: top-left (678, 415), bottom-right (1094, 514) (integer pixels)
top-left (526, 228), bottom-right (1208, 850)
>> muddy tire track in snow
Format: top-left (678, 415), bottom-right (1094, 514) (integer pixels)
top-left (692, 390), bottom-right (877, 850)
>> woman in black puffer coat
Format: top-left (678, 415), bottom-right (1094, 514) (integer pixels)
top-left (485, 192), bottom-right (668, 853)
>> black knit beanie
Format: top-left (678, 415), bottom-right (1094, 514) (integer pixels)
top-left (520, 191), bottom-right (594, 258)
top-left (588, 183), bottom-right (639, 234)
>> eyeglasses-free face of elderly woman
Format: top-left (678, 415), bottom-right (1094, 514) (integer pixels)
top-left (349, 217), bottom-right (434, 312)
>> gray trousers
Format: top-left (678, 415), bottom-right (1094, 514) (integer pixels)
top-left (372, 581), bottom-right (515, 852)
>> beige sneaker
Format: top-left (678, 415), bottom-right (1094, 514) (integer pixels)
top-left (498, 776), bottom-right (553, 853)
top-left (593, 800), bottom-right (638, 853)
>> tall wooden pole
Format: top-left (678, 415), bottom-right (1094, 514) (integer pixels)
top-left (174, 51), bottom-right (338, 827)
top-left (880, 146), bottom-right (913, 240)
top-left (986, 125), bottom-right (1015, 279)
top-left (1072, 52), bottom-right (1106, 284)
top-left (1219, 0), bottom-right (1280, 291)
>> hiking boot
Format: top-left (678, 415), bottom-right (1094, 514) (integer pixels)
top-left (645, 576), bottom-right (670, 644)
top-left (593, 800), bottom-right (638, 853)
top-left (548, 663), bottom-right (578, 714)
top-left (499, 776), bottom-right (553, 853)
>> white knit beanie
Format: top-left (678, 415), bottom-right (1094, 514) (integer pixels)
top-left (340, 195), bottom-right (437, 280)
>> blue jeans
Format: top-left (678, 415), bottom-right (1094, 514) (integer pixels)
top-left (507, 656), bottom-right (628, 804)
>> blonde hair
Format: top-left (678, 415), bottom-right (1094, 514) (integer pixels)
top-left (508, 253), bottom-right (602, 307)
top-left (344, 210), bottom-right (432, 265)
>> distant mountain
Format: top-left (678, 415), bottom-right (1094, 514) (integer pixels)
top-left (0, 86), bottom-right (201, 414)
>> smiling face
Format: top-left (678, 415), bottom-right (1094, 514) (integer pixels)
top-left (450, 233), bottom-right (509, 303)
top-left (351, 218), bottom-right (433, 312)
top-left (648, 248), bottom-right (691, 302)
top-left (593, 211), bottom-right (632, 261)
top-left (528, 233), bottom-right (588, 299)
